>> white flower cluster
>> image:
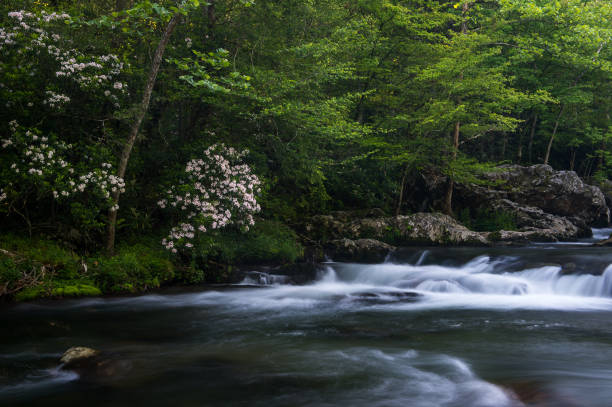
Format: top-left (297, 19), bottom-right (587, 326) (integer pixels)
top-left (1, 121), bottom-right (125, 209)
top-left (2, 10), bottom-right (127, 107)
top-left (43, 90), bottom-right (70, 108)
top-left (158, 143), bottom-right (262, 253)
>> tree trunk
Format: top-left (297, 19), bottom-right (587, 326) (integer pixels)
top-left (544, 105), bottom-right (565, 166)
top-left (570, 149), bottom-right (576, 171)
top-left (395, 164), bottom-right (409, 216)
top-left (207, 0), bottom-right (216, 29)
top-left (527, 113), bottom-right (537, 163)
top-left (106, 13), bottom-right (181, 254)
top-left (444, 121), bottom-right (461, 216)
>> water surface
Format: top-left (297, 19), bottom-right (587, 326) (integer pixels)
top-left (3, 234), bottom-right (612, 406)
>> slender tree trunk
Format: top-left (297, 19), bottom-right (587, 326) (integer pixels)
top-left (544, 105), bottom-right (565, 166)
top-left (444, 122), bottom-right (461, 216)
top-left (570, 149), bottom-right (576, 171)
top-left (396, 164), bottom-right (409, 216)
top-left (501, 132), bottom-right (507, 161)
top-left (527, 113), bottom-right (537, 163)
top-left (106, 14), bottom-right (181, 254)
top-left (599, 139), bottom-right (605, 173)
top-left (208, 1), bottom-right (216, 24)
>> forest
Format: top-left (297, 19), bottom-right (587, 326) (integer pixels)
top-left (1, 0), bottom-right (612, 300)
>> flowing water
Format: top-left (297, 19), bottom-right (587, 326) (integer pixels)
top-left (3, 232), bottom-right (612, 406)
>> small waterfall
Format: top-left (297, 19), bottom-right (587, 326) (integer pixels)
top-left (415, 250), bottom-right (429, 266)
top-left (592, 227), bottom-right (612, 241)
top-left (325, 257), bottom-right (612, 298)
top-left (240, 271), bottom-right (289, 286)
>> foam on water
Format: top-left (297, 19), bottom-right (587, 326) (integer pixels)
top-left (0, 367), bottom-right (78, 399)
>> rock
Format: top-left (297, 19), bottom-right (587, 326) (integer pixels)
top-left (396, 213), bottom-right (490, 245)
top-left (593, 237), bottom-right (612, 247)
top-left (60, 346), bottom-right (99, 367)
top-left (60, 346), bottom-right (132, 381)
top-left (590, 178), bottom-right (612, 209)
top-left (326, 238), bottom-right (396, 263)
top-left (560, 263), bottom-right (577, 275)
top-left (483, 165), bottom-right (609, 227)
top-left (310, 213), bottom-right (490, 247)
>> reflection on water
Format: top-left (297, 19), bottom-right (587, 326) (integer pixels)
top-left (3, 235), bottom-right (612, 406)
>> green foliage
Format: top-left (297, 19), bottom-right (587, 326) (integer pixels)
top-left (15, 281), bottom-right (102, 301)
top-left (192, 220), bottom-right (303, 268)
top-left (2, 0), bottom-right (612, 297)
top-left (459, 208), bottom-right (517, 232)
top-left (92, 244), bottom-right (175, 293)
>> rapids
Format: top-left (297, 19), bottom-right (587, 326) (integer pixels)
top-left (3, 230), bottom-right (612, 406)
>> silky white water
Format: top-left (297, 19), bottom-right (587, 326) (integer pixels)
top-left (4, 242), bottom-right (612, 406)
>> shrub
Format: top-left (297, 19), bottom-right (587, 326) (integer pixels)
top-left (92, 244), bottom-right (175, 293)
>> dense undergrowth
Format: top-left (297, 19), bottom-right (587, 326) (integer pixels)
top-left (0, 220), bottom-right (303, 302)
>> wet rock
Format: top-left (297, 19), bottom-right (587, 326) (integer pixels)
top-left (60, 346), bottom-right (99, 367)
top-left (60, 347), bottom-right (132, 381)
top-left (560, 263), bottom-right (577, 275)
top-left (351, 290), bottom-right (422, 305)
top-left (326, 238), bottom-right (396, 263)
top-left (593, 237), bottom-right (612, 247)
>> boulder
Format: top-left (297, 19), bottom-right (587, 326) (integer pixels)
top-left (481, 165), bottom-right (609, 227)
top-left (486, 199), bottom-right (582, 242)
top-left (396, 213), bottom-right (490, 245)
top-left (326, 238), bottom-right (395, 263)
top-left (308, 213), bottom-right (490, 246)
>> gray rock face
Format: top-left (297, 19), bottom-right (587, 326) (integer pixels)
top-left (483, 165), bottom-right (609, 227)
top-left (489, 199), bottom-right (581, 241)
top-left (307, 208), bottom-right (589, 252)
top-left (398, 213), bottom-right (490, 245)
top-left (309, 212), bottom-right (489, 247)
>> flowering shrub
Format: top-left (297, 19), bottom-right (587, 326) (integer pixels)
top-left (1, 10), bottom-right (127, 111)
top-left (158, 144), bottom-right (261, 253)
top-left (0, 121), bottom-right (124, 213)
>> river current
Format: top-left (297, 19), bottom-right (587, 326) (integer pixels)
top-left (3, 230), bottom-right (612, 406)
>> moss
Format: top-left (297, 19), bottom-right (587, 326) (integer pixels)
top-left (51, 283), bottom-right (101, 297)
top-left (14, 280), bottom-right (102, 301)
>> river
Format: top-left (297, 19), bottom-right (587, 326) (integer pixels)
top-left (2, 230), bottom-right (612, 406)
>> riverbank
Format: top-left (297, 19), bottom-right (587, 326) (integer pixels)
top-left (0, 220), bottom-right (304, 302)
